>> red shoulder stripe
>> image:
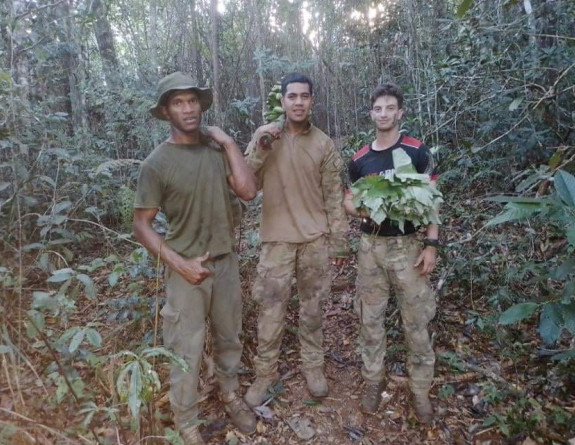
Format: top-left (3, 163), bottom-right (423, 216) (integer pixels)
top-left (352, 144), bottom-right (370, 161)
top-left (402, 135), bottom-right (423, 149)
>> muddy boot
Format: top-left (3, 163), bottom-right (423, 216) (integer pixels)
top-left (244, 373), bottom-right (279, 407)
top-left (179, 425), bottom-right (205, 445)
top-left (302, 366), bottom-right (328, 398)
top-left (222, 391), bottom-right (257, 434)
top-left (361, 381), bottom-right (385, 414)
top-left (413, 392), bottom-right (434, 424)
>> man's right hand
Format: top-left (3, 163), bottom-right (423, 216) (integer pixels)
top-left (258, 122), bottom-right (282, 150)
top-left (177, 252), bottom-right (212, 285)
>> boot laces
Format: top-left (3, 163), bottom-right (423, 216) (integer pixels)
top-left (225, 393), bottom-right (249, 414)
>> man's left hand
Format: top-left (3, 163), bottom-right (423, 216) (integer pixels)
top-left (203, 126), bottom-right (233, 146)
top-left (414, 246), bottom-right (437, 276)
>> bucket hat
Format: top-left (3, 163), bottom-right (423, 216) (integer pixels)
top-left (149, 72), bottom-right (213, 120)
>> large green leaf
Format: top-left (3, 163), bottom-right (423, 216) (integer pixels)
top-left (85, 328), bottom-right (102, 348)
top-left (552, 349), bottom-right (575, 361)
top-left (26, 310), bottom-right (45, 338)
top-left (486, 202), bottom-right (544, 226)
top-left (457, 0), bottom-right (474, 18)
top-left (143, 346), bottom-right (190, 372)
top-left (108, 270), bottom-right (122, 287)
top-left (52, 200), bottom-right (72, 215)
top-left (539, 303), bottom-right (564, 345)
top-left (69, 329), bottom-right (85, 353)
top-left (566, 223), bottom-right (575, 247)
top-left (76, 274), bottom-right (96, 299)
top-left (48, 270), bottom-right (75, 283)
top-left (508, 97), bottom-right (523, 111)
top-left (550, 258), bottom-right (575, 280)
top-left (128, 362), bottom-right (143, 417)
top-left (32, 291), bottom-right (55, 310)
top-left (116, 361), bottom-right (134, 398)
top-left (487, 195), bottom-right (545, 204)
top-left (499, 302), bottom-right (539, 325)
top-left (554, 170), bottom-right (575, 207)
top-left (392, 148), bottom-right (416, 173)
top-left (561, 301), bottom-right (575, 335)
top-left (363, 195), bottom-right (384, 211)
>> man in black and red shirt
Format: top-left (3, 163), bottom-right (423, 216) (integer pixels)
top-left (344, 84), bottom-right (439, 423)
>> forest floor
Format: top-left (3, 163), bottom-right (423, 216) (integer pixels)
top-left (1, 200), bottom-right (574, 445)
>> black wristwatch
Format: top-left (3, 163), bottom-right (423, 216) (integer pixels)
top-left (423, 238), bottom-right (440, 248)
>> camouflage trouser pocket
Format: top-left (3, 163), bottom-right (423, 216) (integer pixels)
top-left (252, 243), bottom-right (296, 305)
top-left (252, 264), bottom-right (266, 305)
top-left (253, 265), bottom-right (293, 305)
top-left (354, 294), bottom-right (362, 318)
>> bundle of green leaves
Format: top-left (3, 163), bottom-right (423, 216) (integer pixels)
top-left (264, 84), bottom-right (284, 123)
top-left (351, 148), bottom-right (443, 233)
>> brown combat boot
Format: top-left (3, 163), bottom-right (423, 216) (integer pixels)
top-left (244, 373), bottom-right (279, 408)
top-left (413, 392), bottom-right (434, 424)
top-left (179, 425), bottom-right (205, 445)
top-left (221, 391), bottom-right (257, 434)
top-left (302, 366), bottom-right (328, 398)
top-left (361, 381), bottom-right (385, 414)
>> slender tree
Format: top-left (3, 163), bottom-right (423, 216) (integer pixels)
top-left (210, 0), bottom-right (222, 124)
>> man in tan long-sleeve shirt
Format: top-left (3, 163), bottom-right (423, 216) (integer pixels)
top-left (244, 73), bottom-right (348, 407)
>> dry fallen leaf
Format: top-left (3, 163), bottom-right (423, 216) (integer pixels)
top-left (287, 416), bottom-right (316, 441)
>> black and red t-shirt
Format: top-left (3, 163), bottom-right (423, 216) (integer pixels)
top-left (348, 134), bottom-right (438, 237)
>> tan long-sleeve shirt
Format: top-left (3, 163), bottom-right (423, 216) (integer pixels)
top-left (245, 123), bottom-right (348, 256)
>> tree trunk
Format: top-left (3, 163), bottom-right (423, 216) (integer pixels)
top-left (252, 0), bottom-right (266, 122)
top-left (149, 0), bottom-right (158, 75)
top-left (64, 0), bottom-right (87, 133)
top-left (190, 0), bottom-right (204, 84)
top-left (210, 0), bottom-right (222, 124)
top-left (91, 0), bottom-right (121, 89)
top-left (523, 0), bottom-right (539, 69)
top-left (8, 0), bottom-right (30, 131)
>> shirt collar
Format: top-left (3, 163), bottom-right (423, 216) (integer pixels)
top-left (283, 121), bottom-right (313, 136)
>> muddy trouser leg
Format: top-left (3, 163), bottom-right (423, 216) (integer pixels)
top-left (252, 242), bottom-right (296, 377)
top-left (389, 237), bottom-right (436, 394)
top-left (210, 253), bottom-right (243, 394)
top-left (296, 236), bottom-right (330, 370)
top-left (162, 266), bottom-right (212, 428)
top-left (356, 235), bottom-right (391, 384)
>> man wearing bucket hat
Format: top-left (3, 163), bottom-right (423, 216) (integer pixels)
top-left (133, 72), bottom-right (257, 444)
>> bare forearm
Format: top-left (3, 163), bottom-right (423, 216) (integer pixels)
top-left (426, 223), bottom-right (439, 239)
top-left (223, 139), bottom-right (257, 200)
top-left (427, 181), bottom-right (440, 239)
top-left (344, 195), bottom-right (360, 217)
top-left (133, 222), bottom-right (184, 273)
top-left (245, 129), bottom-right (272, 190)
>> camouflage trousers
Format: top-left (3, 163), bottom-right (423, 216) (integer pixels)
top-left (356, 234), bottom-right (436, 394)
top-left (252, 236), bottom-right (331, 376)
top-left (161, 252), bottom-right (243, 427)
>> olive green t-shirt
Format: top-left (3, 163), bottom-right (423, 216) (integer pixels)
top-left (134, 141), bottom-right (234, 258)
